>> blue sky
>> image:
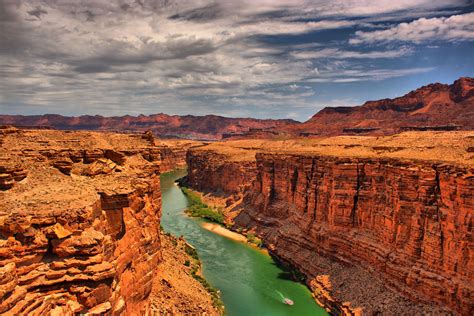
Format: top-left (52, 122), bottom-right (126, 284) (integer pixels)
top-left (0, 0), bottom-right (473, 121)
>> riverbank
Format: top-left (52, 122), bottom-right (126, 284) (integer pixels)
top-left (180, 186), bottom-right (265, 248)
top-left (176, 183), bottom-right (346, 315)
top-left (162, 170), bottom-right (328, 316)
top-left (201, 222), bottom-right (247, 242)
top-left (191, 185), bottom-right (454, 315)
top-left (150, 232), bottom-right (222, 315)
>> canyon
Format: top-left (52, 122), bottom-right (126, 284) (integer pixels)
top-left (1, 77), bottom-right (473, 315)
top-left (0, 128), bottom-right (217, 315)
top-left (1, 127), bottom-right (472, 315)
top-left (184, 132), bottom-right (474, 315)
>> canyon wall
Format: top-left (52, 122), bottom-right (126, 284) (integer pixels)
top-left (240, 154), bottom-right (473, 315)
top-left (157, 144), bottom-right (186, 173)
top-left (157, 140), bottom-right (202, 173)
top-left (185, 141), bottom-right (473, 315)
top-left (185, 150), bottom-right (257, 197)
top-left (0, 130), bottom-right (165, 315)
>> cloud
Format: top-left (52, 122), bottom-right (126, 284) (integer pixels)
top-left (305, 67), bottom-right (435, 82)
top-left (350, 13), bottom-right (474, 44)
top-left (27, 5), bottom-right (47, 19)
top-left (168, 3), bottom-right (225, 22)
top-left (0, 0), bottom-right (471, 121)
top-left (291, 47), bottom-right (413, 59)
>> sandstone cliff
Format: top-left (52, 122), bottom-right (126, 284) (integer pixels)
top-left (157, 140), bottom-right (202, 173)
top-left (0, 129), bottom-right (217, 315)
top-left (238, 154), bottom-right (473, 315)
top-left (186, 149), bottom-right (257, 196)
top-left (185, 133), bottom-right (474, 315)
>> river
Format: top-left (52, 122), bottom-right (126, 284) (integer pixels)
top-left (160, 169), bottom-right (328, 316)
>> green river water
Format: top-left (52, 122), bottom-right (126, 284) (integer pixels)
top-left (160, 169), bottom-right (328, 316)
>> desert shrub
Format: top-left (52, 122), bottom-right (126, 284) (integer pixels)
top-left (182, 188), bottom-right (225, 224)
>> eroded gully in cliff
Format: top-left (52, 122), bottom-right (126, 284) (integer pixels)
top-left (160, 169), bottom-right (328, 316)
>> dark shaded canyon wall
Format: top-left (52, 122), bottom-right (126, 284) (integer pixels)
top-left (157, 145), bottom-right (187, 173)
top-left (185, 150), bottom-right (257, 196)
top-left (0, 144), bottom-right (162, 314)
top-left (238, 153), bottom-right (473, 315)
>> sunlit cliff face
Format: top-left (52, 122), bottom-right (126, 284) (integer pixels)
top-left (1, 0), bottom-right (473, 120)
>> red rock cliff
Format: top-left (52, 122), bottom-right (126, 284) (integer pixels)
top-left (0, 130), bottom-right (163, 315)
top-left (237, 153), bottom-right (473, 315)
top-left (184, 135), bottom-right (474, 315)
top-left (185, 149), bottom-right (257, 197)
top-left (157, 140), bottom-right (202, 173)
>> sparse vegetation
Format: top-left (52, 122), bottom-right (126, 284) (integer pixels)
top-left (190, 265), bottom-right (224, 311)
top-left (185, 244), bottom-right (199, 260)
top-left (183, 242), bottom-right (224, 312)
top-left (246, 232), bottom-right (263, 248)
top-left (181, 187), bottom-right (225, 224)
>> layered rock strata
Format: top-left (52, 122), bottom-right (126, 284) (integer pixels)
top-left (185, 150), bottom-right (256, 196)
top-left (238, 154), bottom-right (473, 315)
top-left (185, 134), bottom-right (474, 315)
top-left (157, 140), bottom-right (202, 173)
top-left (0, 129), bottom-right (217, 315)
top-left (289, 77), bottom-right (474, 136)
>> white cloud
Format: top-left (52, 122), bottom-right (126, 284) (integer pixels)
top-left (305, 67), bottom-right (435, 82)
top-left (350, 13), bottom-right (474, 44)
top-left (291, 47), bottom-right (413, 59)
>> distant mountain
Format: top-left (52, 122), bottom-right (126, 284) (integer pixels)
top-left (0, 113), bottom-right (298, 140)
top-left (292, 77), bottom-right (474, 136)
top-left (1, 77), bottom-right (472, 139)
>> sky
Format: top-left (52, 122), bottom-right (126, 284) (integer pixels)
top-left (0, 0), bottom-right (473, 121)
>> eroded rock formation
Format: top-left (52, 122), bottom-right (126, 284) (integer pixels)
top-left (0, 129), bottom-right (217, 315)
top-left (157, 140), bottom-right (202, 173)
top-left (186, 150), bottom-right (257, 197)
top-left (185, 133), bottom-right (474, 315)
top-left (239, 154), bottom-right (473, 315)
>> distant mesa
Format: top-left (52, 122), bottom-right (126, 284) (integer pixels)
top-left (291, 77), bottom-right (474, 136)
top-left (221, 76), bottom-right (473, 138)
top-left (0, 113), bottom-right (298, 140)
top-left (0, 77), bottom-right (472, 139)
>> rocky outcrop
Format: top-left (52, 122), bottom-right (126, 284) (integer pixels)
top-left (0, 183), bottom-right (161, 315)
top-left (0, 130), bottom-right (178, 315)
top-left (186, 149), bottom-right (257, 197)
top-left (0, 164), bottom-right (27, 190)
top-left (184, 137), bottom-right (474, 315)
top-left (0, 130), bottom-right (163, 315)
top-left (0, 129), bottom-right (219, 315)
top-left (237, 153), bottom-right (473, 315)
